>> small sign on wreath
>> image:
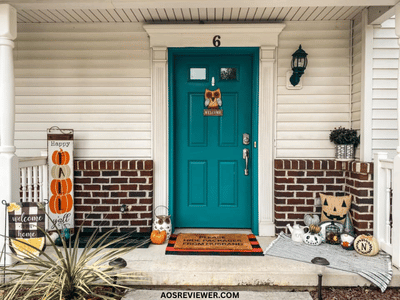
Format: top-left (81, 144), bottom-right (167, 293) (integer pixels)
top-left (204, 88), bottom-right (223, 116)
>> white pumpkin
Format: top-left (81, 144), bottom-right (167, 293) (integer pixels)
top-left (354, 234), bottom-right (379, 256)
top-left (304, 214), bottom-right (320, 226)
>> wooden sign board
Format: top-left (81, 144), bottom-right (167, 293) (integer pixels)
top-left (47, 128), bottom-right (74, 231)
top-left (203, 109), bottom-right (223, 116)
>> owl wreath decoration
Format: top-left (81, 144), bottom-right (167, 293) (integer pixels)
top-left (204, 88), bottom-right (223, 116)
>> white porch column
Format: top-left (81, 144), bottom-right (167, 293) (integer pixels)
top-left (0, 4), bottom-right (18, 266)
top-left (393, 5), bottom-right (400, 267)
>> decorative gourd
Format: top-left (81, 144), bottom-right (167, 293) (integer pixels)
top-left (151, 230), bottom-right (167, 245)
top-left (52, 149), bottom-right (70, 165)
top-left (50, 178), bottom-right (72, 195)
top-left (304, 214), bottom-right (320, 226)
top-left (354, 234), bottom-right (379, 256)
top-left (309, 224), bottom-right (321, 234)
top-left (49, 194), bottom-right (73, 214)
top-left (51, 165), bottom-right (71, 179)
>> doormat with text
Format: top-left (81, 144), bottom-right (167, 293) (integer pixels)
top-left (165, 233), bottom-right (263, 256)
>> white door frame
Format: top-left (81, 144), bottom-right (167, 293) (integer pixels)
top-left (144, 23), bottom-right (285, 236)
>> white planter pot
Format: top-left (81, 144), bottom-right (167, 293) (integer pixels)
top-left (335, 144), bottom-right (354, 160)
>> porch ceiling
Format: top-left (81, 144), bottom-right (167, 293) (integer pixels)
top-left (14, 6), bottom-right (368, 23)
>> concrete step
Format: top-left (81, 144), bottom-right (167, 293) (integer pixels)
top-left (120, 233), bottom-right (400, 288)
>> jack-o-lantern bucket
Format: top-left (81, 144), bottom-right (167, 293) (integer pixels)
top-left (152, 205), bottom-right (172, 240)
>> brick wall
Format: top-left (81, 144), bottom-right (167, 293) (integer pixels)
top-left (274, 159), bottom-right (373, 235)
top-left (74, 160), bottom-right (153, 233)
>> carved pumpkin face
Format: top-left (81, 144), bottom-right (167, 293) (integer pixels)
top-left (320, 193), bottom-right (351, 224)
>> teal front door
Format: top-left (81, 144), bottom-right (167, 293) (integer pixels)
top-left (170, 48), bottom-right (258, 229)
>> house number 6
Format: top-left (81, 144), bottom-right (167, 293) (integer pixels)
top-left (213, 35), bottom-right (221, 47)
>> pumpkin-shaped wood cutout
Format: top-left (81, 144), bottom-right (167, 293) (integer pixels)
top-left (49, 193), bottom-right (73, 214)
top-left (52, 148), bottom-right (70, 165)
top-left (354, 234), bottom-right (379, 256)
top-left (151, 230), bottom-right (167, 244)
top-left (320, 193), bottom-right (351, 224)
top-left (50, 178), bottom-right (72, 195)
top-left (51, 165), bottom-right (71, 179)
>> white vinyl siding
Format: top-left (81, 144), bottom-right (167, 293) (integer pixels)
top-left (352, 13), bottom-right (362, 159)
top-left (372, 16), bottom-right (399, 159)
top-left (14, 23), bottom-right (151, 159)
top-left (276, 21), bottom-right (351, 158)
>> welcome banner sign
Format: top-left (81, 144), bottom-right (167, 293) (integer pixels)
top-left (8, 202), bottom-right (46, 257)
top-left (47, 127), bottom-right (74, 230)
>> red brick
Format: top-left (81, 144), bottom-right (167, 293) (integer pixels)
top-left (93, 178), bottom-right (109, 184)
top-left (92, 161), bottom-right (99, 170)
top-left (274, 191), bottom-right (294, 197)
top-left (83, 171), bottom-right (101, 177)
top-left (137, 161), bottom-right (144, 170)
top-left (102, 171), bottom-right (118, 177)
top-left (92, 192), bottom-right (109, 197)
top-left (121, 184), bottom-right (138, 191)
top-left (351, 173), bottom-right (369, 180)
top-left (287, 171), bottom-right (305, 177)
top-left (326, 171), bottom-right (343, 177)
top-left (306, 185), bottom-right (324, 191)
top-left (326, 185), bottom-right (343, 191)
top-left (299, 160), bottom-right (306, 169)
top-left (275, 184), bottom-right (285, 191)
top-left (139, 198), bottom-right (153, 204)
top-left (274, 160), bottom-right (284, 169)
top-left (74, 205), bottom-right (92, 212)
top-left (292, 160), bottom-right (299, 170)
top-left (82, 199), bottom-right (100, 205)
top-left (120, 198), bottom-right (138, 204)
top-left (296, 206), bottom-right (314, 212)
top-left (114, 161), bottom-right (122, 170)
top-left (103, 214), bottom-right (120, 219)
top-left (307, 171), bottom-right (324, 177)
top-left (287, 199), bottom-right (305, 205)
top-left (122, 160), bottom-right (129, 169)
top-left (121, 171), bottom-right (138, 177)
top-left (111, 192), bottom-right (127, 197)
top-left (283, 160), bottom-right (291, 169)
top-left (100, 161), bottom-right (106, 169)
top-left (296, 192), bottom-right (314, 198)
top-left (75, 192), bottom-right (91, 197)
top-left (93, 206), bottom-right (110, 212)
top-left (102, 199), bottom-right (118, 204)
top-left (297, 178), bottom-right (314, 184)
top-left (139, 185), bottom-right (153, 191)
top-left (275, 212), bottom-right (286, 219)
top-left (145, 160), bottom-right (153, 170)
top-left (275, 170), bottom-right (286, 176)
top-left (78, 161), bottom-right (85, 170)
top-left (130, 220), bottom-right (147, 226)
top-left (306, 160), bottom-right (313, 169)
top-left (84, 185), bottom-right (101, 191)
top-left (275, 205), bottom-right (294, 212)
top-left (306, 199), bottom-right (315, 205)
top-left (75, 178), bottom-right (91, 184)
top-left (130, 178), bottom-right (146, 183)
top-left (287, 213), bottom-right (305, 219)
top-left (111, 178), bottom-right (128, 183)
top-left (317, 178), bottom-right (334, 184)
top-left (336, 178), bottom-right (345, 184)
top-left (102, 185), bottom-right (119, 191)
top-left (140, 212), bottom-right (152, 219)
top-left (314, 161), bottom-right (321, 170)
top-left (275, 178), bottom-right (295, 184)
top-left (354, 181), bottom-right (373, 188)
top-left (287, 185), bottom-right (304, 191)
top-left (107, 161), bottom-right (113, 170)
top-left (140, 171), bottom-right (153, 176)
top-left (275, 198), bottom-right (286, 204)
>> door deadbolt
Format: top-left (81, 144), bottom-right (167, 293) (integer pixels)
top-left (243, 133), bottom-right (250, 145)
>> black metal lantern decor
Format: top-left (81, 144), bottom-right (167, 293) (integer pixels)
top-left (290, 45), bottom-right (308, 87)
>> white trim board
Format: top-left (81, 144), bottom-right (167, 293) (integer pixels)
top-left (144, 23), bottom-right (285, 236)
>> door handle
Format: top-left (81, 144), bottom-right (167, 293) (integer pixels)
top-left (243, 148), bottom-right (249, 176)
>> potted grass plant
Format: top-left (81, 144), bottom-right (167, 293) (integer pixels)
top-left (329, 127), bottom-right (360, 160)
top-left (1, 206), bottom-right (149, 300)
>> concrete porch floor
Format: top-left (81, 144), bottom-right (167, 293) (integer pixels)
top-left (117, 228), bottom-right (400, 289)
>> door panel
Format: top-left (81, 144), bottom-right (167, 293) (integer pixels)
top-left (173, 51), bottom-right (254, 228)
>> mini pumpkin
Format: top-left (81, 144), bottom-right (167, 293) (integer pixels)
top-left (309, 224), bottom-right (321, 234)
top-left (52, 148), bottom-right (70, 165)
top-left (151, 230), bottom-right (167, 244)
top-left (354, 234), bottom-right (379, 256)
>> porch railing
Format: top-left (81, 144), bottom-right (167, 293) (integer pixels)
top-left (373, 152), bottom-right (395, 263)
top-left (18, 156), bottom-right (49, 203)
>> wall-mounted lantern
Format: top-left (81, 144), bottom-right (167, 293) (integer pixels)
top-left (290, 45), bottom-right (308, 87)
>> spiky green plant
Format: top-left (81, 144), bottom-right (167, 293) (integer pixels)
top-left (1, 206), bottom-right (149, 300)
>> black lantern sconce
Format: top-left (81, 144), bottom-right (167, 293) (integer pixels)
top-left (290, 45), bottom-right (308, 87)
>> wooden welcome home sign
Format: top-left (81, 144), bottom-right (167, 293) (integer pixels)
top-left (47, 127), bottom-right (74, 230)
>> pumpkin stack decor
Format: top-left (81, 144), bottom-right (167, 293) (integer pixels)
top-left (47, 127), bottom-right (74, 231)
top-left (354, 234), bottom-right (380, 256)
top-left (151, 230), bottom-right (167, 245)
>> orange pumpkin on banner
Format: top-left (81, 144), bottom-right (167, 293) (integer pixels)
top-left (50, 178), bottom-right (72, 195)
top-left (49, 193), bottom-right (73, 214)
top-left (52, 149), bottom-right (70, 165)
